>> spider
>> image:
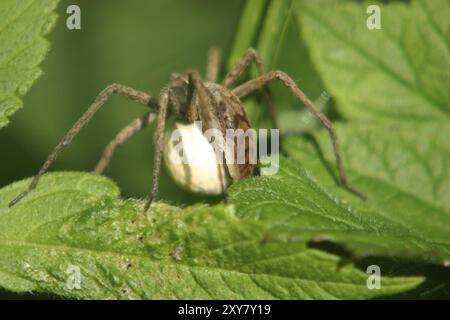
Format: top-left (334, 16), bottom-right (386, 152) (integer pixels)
top-left (9, 48), bottom-right (366, 212)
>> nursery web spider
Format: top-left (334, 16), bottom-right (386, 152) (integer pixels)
top-left (9, 48), bottom-right (366, 212)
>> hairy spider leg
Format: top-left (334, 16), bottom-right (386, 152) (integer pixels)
top-left (232, 70), bottom-right (367, 200)
top-left (9, 84), bottom-right (157, 207)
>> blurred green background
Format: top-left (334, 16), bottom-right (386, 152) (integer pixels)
top-left (0, 0), bottom-right (324, 205)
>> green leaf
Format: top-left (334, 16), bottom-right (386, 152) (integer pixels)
top-left (0, 173), bottom-right (423, 299)
top-left (295, 0), bottom-right (449, 123)
top-left (287, 122), bottom-right (450, 213)
top-left (226, 0), bottom-right (450, 296)
top-left (255, 0), bottom-right (294, 72)
top-left (227, 0), bottom-right (268, 69)
top-left (287, 0), bottom-right (450, 246)
top-left (229, 153), bottom-right (450, 266)
top-left (227, 0), bottom-right (450, 297)
top-left (0, 0), bottom-right (59, 129)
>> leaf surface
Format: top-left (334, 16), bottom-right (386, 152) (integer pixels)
top-left (0, 173), bottom-right (423, 299)
top-left (0, 0), bottom-right (58, 128)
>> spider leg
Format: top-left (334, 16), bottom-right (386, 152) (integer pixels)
top-left (223, 48), bottom-right (267, 87)
top-left (232, 71), bottom-right (367, 201)
top-left (205, 47), bottom-right (221, 82)
top-left (9, 84), bottom-right (158, 208)
top-left (223, 48), bottom-right (282, 151)
top-left (95, 111), bottom-right (156, 174)
top-left (143, 88), bottom-right (169, 212)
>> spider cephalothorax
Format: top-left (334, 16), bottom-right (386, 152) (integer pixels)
top-left (9, 48), bottom-right (366, 212)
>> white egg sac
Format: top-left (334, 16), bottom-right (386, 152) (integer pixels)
top-left (163, 122), bottom-right (229, 195)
